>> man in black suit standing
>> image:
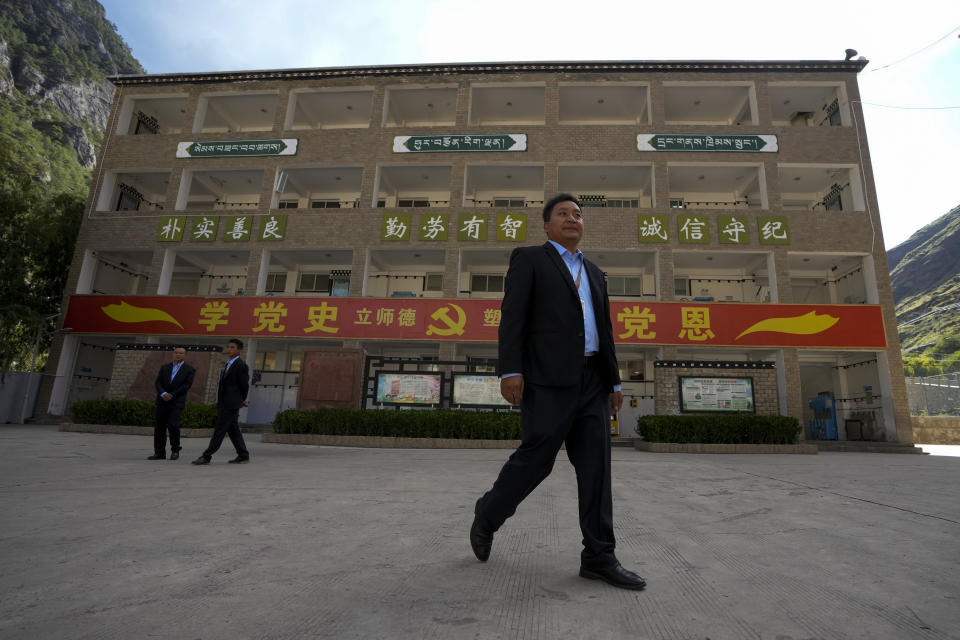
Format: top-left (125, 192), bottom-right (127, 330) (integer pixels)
top-left (192, 338), bottom-right (250, 465)
top-left (149, 346), bottom-right (195, 461)
top-left (470, 194), bottom-right (646, 590)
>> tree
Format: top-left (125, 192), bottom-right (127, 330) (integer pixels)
top-left (0, 146), bottom-right (84, 371)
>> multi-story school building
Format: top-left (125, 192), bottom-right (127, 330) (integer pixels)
top-left (38, 57), bottom-right (912, 442)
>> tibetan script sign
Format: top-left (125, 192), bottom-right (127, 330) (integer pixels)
top-left (637, 134), bottom-right (778, 153)
top-left (393, 134), bottom-right (527, 153)
top-left (64, 296), bottom-right (887, 348)
top-left (176, 139), bottom-right (299, 158)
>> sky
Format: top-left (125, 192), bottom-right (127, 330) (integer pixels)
top-left (99, 0), bottom-right (960, 250)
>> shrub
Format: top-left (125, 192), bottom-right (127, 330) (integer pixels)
top-left (636, 414), bottom-right (801, 444)
top-left (272, 408), bottom-right (522, 440)
top-left (70, 398), bottom-right (218, 429)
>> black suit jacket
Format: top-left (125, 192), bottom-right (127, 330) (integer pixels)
top-left (217, 358), bottom-right (249, 411)
top-left (498, 242), bottom-right (620, 390)
top-left (154, 362), bottom-right (196, 409)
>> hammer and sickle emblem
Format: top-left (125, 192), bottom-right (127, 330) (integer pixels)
top-left (426, 303), bottom-right (466, 336)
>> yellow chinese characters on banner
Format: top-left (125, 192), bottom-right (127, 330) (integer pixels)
top-left (678, 307), bottom-right (715, 341)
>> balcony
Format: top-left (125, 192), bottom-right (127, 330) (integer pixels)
top-left (668, 164), bottom-right (765, 209)
top-left (88, 249), bottom-right (153, 295)
top-left (788, 253), bottom-right (870, 304)
top-left (175, 168), bottom-right (264, 211)
top-left (96, 170), bottom-right (171, 212)
top-left (459, 249), bottom-right (511, 299)
top-left (559, 83), bottom-right (650, 125)
top-left (271, 166), bottom-right (363, 209)
top-left (591, 250), bottom-right (659, 299)
top-left (779, 165), bottom-right (864, 211)
top-left (116, 95), bottom-right (188, 135)
top-left (285, 88), bottom-right (373, 130)
top-left (375, 165), bottom-right (451, 208)
top-left (258, 248), bottom-right (353, 297)
top-left (558, 165), bottom-right (653, 208)
top-left (365, 248), bottom-right (446, 298)
top-left (383, 86), bottom-right (458, 127)
top-left (469, 85), bottom-right (545, 125)
top-left (769, 83), bottom-right (848, 127)
top-left (463, 165), bottom-right (544, 208)
top-left (673, 251), bottom-right (772, 303)
top-left (663, 83), bottom-right (757, 126)
top-left (193, 93), bottom-right (278, 133)
top-left (167, 249), bottom-right (249, 296)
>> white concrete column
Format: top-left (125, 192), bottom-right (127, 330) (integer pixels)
top-left (862, 255), bottom-right (880, 304)
top-left (76, 250), bottom-right (98, 294)
top-left (156, 248), bottom-right (176, 295)
top-left (766, 252), bottom-right (779, 302)
top-left (255, 249), bottom-right (271, 295)
top-left (875, 350), bottom-right (897, 441)
top-left (775, 349), bottom-right (788, 416)
top-left (47, 334), bottom-right (80, 415)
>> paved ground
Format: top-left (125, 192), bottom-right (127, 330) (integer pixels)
top-left (1, 425), bottom-right (959, 640)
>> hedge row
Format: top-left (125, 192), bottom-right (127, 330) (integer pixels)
top-left (272, 408), bottom-right (522, 440)
top-left (70, 399), bottom-right (218, 429)
top-left (636, 414), bottom-right (802, 444)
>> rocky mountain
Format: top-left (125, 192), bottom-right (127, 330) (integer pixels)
top-left (889, 204), bottom-right (960, 351)
top-left (0, 0), bottom-right (143, 184)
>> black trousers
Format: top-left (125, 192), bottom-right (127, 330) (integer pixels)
top-left (476, 360), bottom-right (616, 567)
top-left (202, 405), bottom-right (249, 460)
top-left (154, 402), bottom-right (183, 455)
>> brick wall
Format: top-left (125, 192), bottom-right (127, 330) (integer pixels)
top-left (654, 361), bottom-right (779, 416)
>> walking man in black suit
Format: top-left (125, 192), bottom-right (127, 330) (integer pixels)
top-left (149, 346), bottom-right (195, 460)
top-left (470, 194), bottom-right (646, 590)
top-left (193, 338), bottom-right (250, 465)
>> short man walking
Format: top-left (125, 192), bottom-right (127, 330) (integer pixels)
top-left (149, 346), bottom-right (195, 461)
top-left (193, 338), bottom-right (250, 465)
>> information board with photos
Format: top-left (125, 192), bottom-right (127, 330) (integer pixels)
top-left (679, 376), bottom-right (755, 413)
top-left (375, 373), bottom-right (442, 405)
top-left (453, 374), bottom-right (513, 407)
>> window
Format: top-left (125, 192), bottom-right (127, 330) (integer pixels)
top-left (134, 110), bottom-right (159, 135)
top-left (277, 200), bottom-right (299, 209)
top-left (607, 276), bottom-right (643, 296)
top-left (288, 352), bottom-right (302, 372)
top-left (116, 191), bottom-right (141, 211)
top-left (670, 199), bottom-right (685, 209)
top-left (606, 199), bottom-right (639, 208)
top-left (674, 277), bottom-right (689, 297)
top-left (419, 355), bottom-right (440, 372)
top-left (310, 200), bottom-right (341, 209)
top-left (255, 351), bottom-right (277, 371)
top-left (298, 273), bottom-right (331, 292)
top-left (265, 273), bottom-right (287, 293)
top-left (398, 199), bottom-right (430, 207)
top-left (471, 274), bottom-right (504, 293)
top-left (377, 199), bottom-right (386, 208)
top-left (493, 197), bottom-right (525, 207)
top-left (467, 355), bottom-right (497, 373)
top-left (424, 273), bottom-right (443, 291)
top-left (619, 359), bottom-right (645, 381)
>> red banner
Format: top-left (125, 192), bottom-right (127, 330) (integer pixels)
top-left (63, 295), bottom-right (887, 348)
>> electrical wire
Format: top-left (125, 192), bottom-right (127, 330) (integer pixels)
top-left (861, 102), bottom-right (960, 110)
top-left (867, 25), bottom-right (960, 73)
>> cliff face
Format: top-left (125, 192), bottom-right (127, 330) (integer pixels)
top-left (889, 205), bottom-right (960, 350)
top-left (0, 0), bottom-right (144, 172)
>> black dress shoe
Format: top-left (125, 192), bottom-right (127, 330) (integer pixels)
top-left (579, 563), bottom-right (647, 590)
top-left (191, 456), bottom-right (210, 465)
top-left (170, 451), bottom-right (179, 460)
top-left (470, 499), bottom-right (493, 562)
top-left (147, 454), bottom-right (165, 460)
top-left (227, 456), bottom-right (249, 464)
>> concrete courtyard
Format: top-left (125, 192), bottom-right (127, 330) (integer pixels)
top-left (1, 425), bottom-right (958, 640)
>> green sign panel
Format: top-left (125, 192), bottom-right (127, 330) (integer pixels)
top-left (757, 216), bottom-right (790, 245)
top-left (496, 214), bottom-right (527, 242)
top-left (419, 214), bottom-right (449, 241)
top-left (637, 215), bottom-right (669, 243)
top-left (382, 214), bottom-right (411, 242)
top-left (258, 215), bottom-right (287, 241)
top-left (677, 215), bottom-right (710, 244)
top-left (157, 216), bottom-right (185, 242)
top-left (393, 134), bottom-right (527, 153)
top-left (176, 139), bottom-right (298, 158)
top-left (638, 134), bottom-right (778, 153)
top-left (718, 215), bottom-right (750, 244)
top-left (223, 216), bottom-right (252, 242)
top-left (458, 214), bottom-right (488, 241)
top-left (189, 216), bottom-right (219, 242)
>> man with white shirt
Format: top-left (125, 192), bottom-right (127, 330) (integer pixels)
top-left (150, 346), bottom-right (195, 461)
top-left (193, 338), bottom-right (250, 465)
top-left (469, 194), bottom-right (645, 590)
